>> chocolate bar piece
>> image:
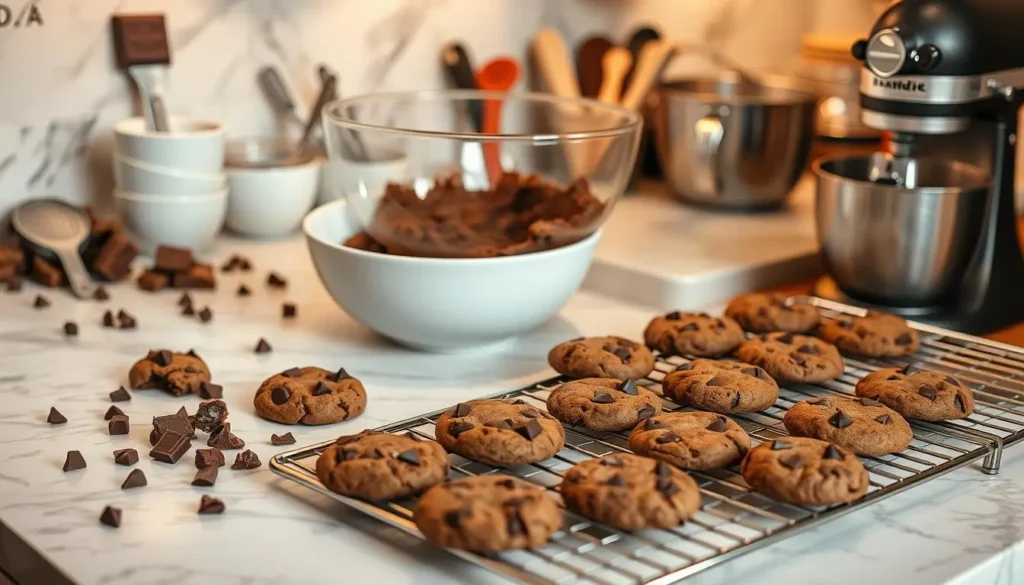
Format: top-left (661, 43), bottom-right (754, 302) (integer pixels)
top-left (92, 232), bottom-right (139, 281)
top-left (111, 14), bottom-right (171, 70)
top-left (153, 245), bottom-right (193, 273)
top-left (172, 263), bottom-right (215, 289)
top-left (150, 431), bottom-right (191, 464)
top-left (137, 269), bottom-right (169, 292)
top-left (32, 257), bottom-right (64, 288)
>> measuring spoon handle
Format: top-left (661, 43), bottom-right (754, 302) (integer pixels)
top-left (56, 246), bottom-right (94, 299)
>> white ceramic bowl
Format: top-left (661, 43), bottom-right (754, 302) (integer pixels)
top-left (114, 188), bottom-right (227, 255)
top-left (113, 117), bottom-right (225, 174)
top-left (303, 199), bottom-right (600, 352)
top-left (226, 157), bottom-right (322, 238)
top-left (114, 155), bottom-right (226, 195)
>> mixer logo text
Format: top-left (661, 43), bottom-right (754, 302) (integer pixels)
top-left (0, 1), bottom-right (43, 28)
top-left (873, 78), bottom-right (926, 92)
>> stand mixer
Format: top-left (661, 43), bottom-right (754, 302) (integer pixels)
top-left (812, 0), bottom-right (1024, 334)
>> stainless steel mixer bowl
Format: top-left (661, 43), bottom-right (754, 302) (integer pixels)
top-left (814, 155), bottom-right (991, 307)
top-left (654, 76), bottom-right (817, 209)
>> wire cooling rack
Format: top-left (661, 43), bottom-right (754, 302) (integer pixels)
top-left (271, 297), bottom-right (1024, 585)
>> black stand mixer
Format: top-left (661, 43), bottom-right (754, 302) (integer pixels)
top-left (812, 0), bottom-right (1024, 335)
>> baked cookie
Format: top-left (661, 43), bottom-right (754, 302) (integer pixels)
top-left (560, 454), bottom-right (700, 530)
top-left (628, 411), bottom-right (750, 470)
top-left (547, 336), bottom-right (655, 380)
top-left (818, 312), bottom-right (919, 357)
top-left (661, 359), bottom-right (778, 412)
top-left (434, 399), bottom-right (565, 467)
top-left (783, 396), bottom-right (913, 456)
top-left (734, 333), bottom-right (844, 383)
top-left (316, 431), bottom-right (449, 501)
top-left (129, 349), bottom-right (211, 396)
top-left (725, 293), bottom-right (821, 333)
top-left (546, 378), bottom-right (662, 431)
top-left (643, 312), bottom-right (745, 357)
top-left (414, 475), bottom-right (561, 552)
top-left (740, 437), bottom-right (869, 506)
top-left (253, 366), bottom-right (366, 425)
top-left (855, 366), bottom-right (973, 421)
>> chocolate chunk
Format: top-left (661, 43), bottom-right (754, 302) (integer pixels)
top-left (99, 505), bottom-right (121, 528)
top-left (591, 392), bottom-right (615, 404)
top-left (121, 468), bottom-right (147, 489)
top-left (601, 457), bottom-right (624, 467)
top-left (108, 415), bottom-right (130, 435)
top-left (680, 322), bottom-right (699, 332)
top-left (194, 400), bottom-right (228, 433)
top-left (271, 432), bottom-right (296, 446)
top-left (33, 294), bottom-right (49, 308)
top-left (515, 419), bottom-right (542, 441)
top-left (453, 403), bottom-right (471, 417)
top-left (62, 321), bottom-right (78, 337)
top-left (895, 333), bottom-right (914, 346)
top-left (221, 258), bottom-right (237, 273)
top-left (282, 303), bottom-right (297, 319)
top-left (779, 453), bottom-right (804, 470)
top-left (603, 344), bottom-right (633, 363)
top-left (859, 398), bottom-right (883, 407)
top-left (656, 432), bottom-right (681, 444)
top-left (828, 410), bottom-right (854, 429)
top-left (732, 393), bottom-right (742, 408)
top-left (952, 393), bottom-right (967, 413)
top-left (254, 338), bottom-right (272, 353)
top-left (771, 440), bottom-right (790, 451)
top-left (875, 414), bottom-right (891, 425)
top-left (137, 269), bottom-right (169, 292)
top-left (823, 445), bottom-right (844, 461)
top-left (643, 418), bottom-right (667, 431)
top-left (657, 477), bottom-right (679, 497)
top-left (32, 257), bottom-right (64, 287)
top-left (195, 448), bottom-right (225, 469)
top-left (274, 367), bottom-right (299, 379)
top-left (616, 379), bottom-right (639, 395)
top-left (486, 419), bottom-right (514, 430)
top-left (705, 376), bottom-right (726, 387)
top-left (448, 422), bottom-right (474, 438)
top-left (199, 382), bottom-right (223, 400)
top-left (186, 349), bottom-right (200, 358)
top-left (706, 416), bottom-right (728, 432)
top-left (396, 449), bottom-right (420, 465)
top-left (674, 363), bottom-right (693, 371)
top-left (113, 448), bottom-right (138, 466)
top-left (109, 386), bottom-right (131, 402)
top-left (267, 272), bottom-right (287, 288)
top-left (153, 245), bottom-right (193, 273)
top-left (444, 508), bottom-right (469, 527)
top-left (792, 355), bottom-right (807, 366)
top-left (329, 368), bottom-right (351, 382)
top-left (208, 424), bottom-right (245, 450)
top-left (944, 375), bottom-right (961, 387)
top-left (198, 307), bottom-right (213, 323)
top-left (102, 310), bottom-right (116, 327)
top-left (153, 410), bottom-right (193, 439)
top-left (655, 460), bottom-right (672, 478)
top-left (636, 405), bottom-right (656, 420)
top-left (239, 258), bottom-right (252, 271)
top-left (231, 449), bottom-right (261, 470)
top-left (741, 367), bottom-right (762, 379)
top-left (311, 381), bottom-right (331, 396)
top-left (198, 495), bottom-right (225, 515)
top-left (178, 292), bottom-right (193, 307)
top-left (150, 431), bottom-right (191, 463)
top-left (5, 277), bottom-right (21, 293)
top-left (606, 475), bottom-right (626, 486)
top-left (776, 333), bottom-right (795, 344)
top-left (807, 397), bottom-right (830, 406)
top-left (506, 510), bottom-right (526, 537)
top-left (152, 350), bottom-right (173, 367)
top-left (104, 405), bottom-right (125, 420)
top-left (192, 466), bottom-right (218, 487)
top-left (117, 310), bottom-right (136, 329)
top-left (521, 409), bottom-right (543, 419)
top-left (665, 311), bottom-right (682, 320)
top-left (182, 304), bottom-right (195, 316)
top-left (172, 263), bottom-right (216, 289)
top-left (63, 450), bottom-right (86, 472)
top-left (901, 364), bottom-right (919, 375)
top-left (47, 407), bottom-right (67, 425)
top-left (236, 284), bottom-right (251, 297)
top-left (918, 385), bottom-right (938, 400)
top-left (795, 344), bottom-right (819, 355)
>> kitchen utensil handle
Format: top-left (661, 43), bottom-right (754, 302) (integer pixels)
top-left (597, 48), bottom-right (632, 105)
top-left (258, 67), bottom-right (296, 115)
top-left (151, 95), bottom-right (170, 132)
top-left (56, 246), bottom-right (94, 299)
top-left (692, 115), bottom-right (724, 197)
top-left (441, 43), bottom-right (483, 131)
top-left (481, 98), bottom-right (503, 185)
top-left (621, 39), bottom-right (676, 112)
top-left (300, 76), bottom-right (337, 154)
top-left (531, 28), bottom-right (581, 98)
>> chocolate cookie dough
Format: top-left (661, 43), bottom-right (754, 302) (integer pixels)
top-left (735, 333), bottom-right (844, 383)
top-left (547, 335), bottom-right (655, 380)
top-left (725, 293), bottom-right (821, 333)
top-left (783, 396), bottom-right (914, 456)
top-left (818, 312), bottom-right (920, 357)
top-left (128, 349), bottom-right (211, 396)
top-left (434, 399), bottom-right (564, 467)
top-left (661, 359), bottom-right (778, 413)
top-left (254, 366), bottom-right (366, 425)
top-left (316, 431), bottom-right (450, 501)
top-left (546, 378), bottom-right (662, 431)
top-left (643, 312), bottom-right (745, 357)
top-left (740, 437), bottom-right (869, 506)
top-left (628, 411), bottom-right (750, 470)
top-left (856, 366), bottom-right (974, 421)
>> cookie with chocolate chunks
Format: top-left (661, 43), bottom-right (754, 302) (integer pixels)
top-left (128, 349), bottom-right (211, 396)
top-left (735, 333), bottom-right (844, 383)
top-left (818, 312), bottom-right (919, 357)
top-left (740, 436), bottom-right (869, 506)
top-left (661, 359), bottom-right (778, 413)
top-left (547, 335), bottom-right (655, 380)
top-left (253, 366), bottom-right (366, 425)
top-left (783, 396), bottom-right (913, 456)
top-left (559, 454), bottom-right (700, 530)
top-left (628, 411), bottom-right (750, 470)
top-left (643, 311), bottom-right (744, 357)
top-left (414, 475), bottom-right (561, 552)
top-left (725, 292), bottom-right (821, 334)
top-left (546, 378), bottom-right (661, 432)
top-left (434, 399), bottom-right (564, 467)
top-left (317, 430), bottom-right (450, 500)
top-left (856, 367), bottom-right (973, 421)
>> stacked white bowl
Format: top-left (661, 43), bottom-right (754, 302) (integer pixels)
top-left (112, 117), bottom-right (227, 254)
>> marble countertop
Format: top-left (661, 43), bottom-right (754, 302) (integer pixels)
top-left (1, 235), bottom-right (1023, 585)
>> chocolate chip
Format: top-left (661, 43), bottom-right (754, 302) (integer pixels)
top-left (795, 344), bottom-right (819, 355)
top-left (705, 376), bottom-right (726, 387)
top-left (182, 304), bottom-right (195, 316)
top-left (954, 393), bottom-right (967, 413)
top-left (680, 322), bottom-right (699, 332)
top-left (643, 418), bottom-right (667, 430)
top-left (121, 468), bottom-right (147, 489)
top-left (198, 307), bottom-right (213, 323)
top-left (605, 345), bottom-right (632, 363)
top-left (636, 405), bottom-right (656, 420)
top-left (236, 284), bottom-right (251, 297)
top-left (741, 367), bottom-right (762, 379)
top-left (267, 272), bottom-right (287, 288)
top-left (63, 321), bottom-right (78, 336)
top-left (198, 495), bottom-right (225, 515)
top-left (828, 410), bottom-right (854, 428)
top-left (150, 431), bottom-right (190, 463)
top-left (657, 477), bottom-right (679, 497)
top-left (510, 399), bottom-right (526, 405)
top-left (497, 478), bottom-right (516, 489)
top-left (674, 363), bottom-right (693, 371)
top-left (731, 393), bottom-right (742, 408)
top-left (117, 311), bottom-right (136, 329)
top-left (99, 506), bottom-right (121, 528)
top-left (665, 311), bottom-right (682, 320)
top-left (199, 382), bottom-right (223, 400)
top-left (192, 467), bottom-right (218, 487)
top-left (706, 416), bottom-right (728, 432)
top-left (444, 508), bottom-right (470, 527)
top-left (895, 333), bottom-right (914, 346)
top-left (655, 460), bottom-right (672, 478)
top-left (591, 392), bottom-right (615, 404)
top-left (231, 449), bottom-right (261, 470)
top-left (656, 432), bottom-right (681, 444)
top-left (178, 292), bottom-right (192, 307)
top-left (329, 368), bottom-right (351, 382)
top-left (312, 381), bottom-right (332, 396)
top-left (887, 375), bottom-right (902, 381)
top-left (606, 475), bottom-right (626, 486)
top-left (616, 379), bottom-right (639, 395)
top-left (336, 448), bottom-right (357, 462)
top-left (453, 403), bottom-right (471, 417)
top-left (108, 415), bottom-right (130, 435)
top-left (836, 319), bottom-right (852, 329)
top-left (776, 333), bottom-right (795, 344)
top-left (91, 286), bottom-right (109, 301)
top-left (791, 355), bottom-right (807, 366)
top-left (271, 432), bottom-right (295, 446)
top-left (601, 457), bottom-right (624, 467)
top-left (448, 422), bottom-right (475, 438)
top-left (281, 367), bottom-right (302, 378)
top-left (779, 453), bottom-right (804, 470)
top-left (901, 364), bottom-right (919, 375)
top-left (487, 419), bottom-right (514, 430)
top-left (506, 510), bottom-right (526, 537)
top-left (153, 350), bottom-right (173, 367)
top-left (102, 310), bottom-right (116, 327)
top-left (918, 385), bottom-right (938, 400)
top-left (63, 450), bottom-right (86, 472)
top-left (254, 338), bottom-right (272, 353)
top-left (33, 295), bottom-right (49, 308)
top-left (282, 303), bottom-right (297, 319)
top-left (771, 440), bottom-right (790, 450)
top-left (270, 387), bottom-right (290, 405)
top-left (823, 445), bottom-right (844, 460)
top-left (104, 405), bottom-right (125, 420)
top-left (113, 448), bottom-right (138, 466)
top-left (47, 407), bottom-right (67, 425)
top-left (714, 318), bottom-right (727, 330)
top-left (515, 419), bottom-right (542, 441)
top-left (195, 448), bottom-right (225, 469)
top-left (396, 449), bottom-right (420, 465)
top-left (807, 397), bottom-right (830, 406)
top-left (875, 415), bottom-right (891, 425)
top-left (860, 398), bottom-right (883, 407)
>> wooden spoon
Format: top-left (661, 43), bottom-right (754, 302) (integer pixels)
top-left (531, 28), bottom-right (580, 98)
top-left (476, 56), bottom-right (521, 185)
top-left (575, 35), bottom-right (613, 98)
top-left (597, 47), bottom-right (632, 105)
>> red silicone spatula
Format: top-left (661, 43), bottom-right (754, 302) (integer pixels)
top-left (475, 56), bottom-right (521, 186)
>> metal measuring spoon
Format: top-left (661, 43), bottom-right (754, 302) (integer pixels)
top-left (12, 199), bottom-right (94, 298)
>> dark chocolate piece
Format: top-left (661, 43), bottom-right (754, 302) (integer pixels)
top-left (195, 448), bottom-right (225, 469)
top-left (32, 257), bottom-right (64, 287)
top-left (199, 382), bottom-right (222, 399)
top-left (208, 424), bottom-right (245, 450)
top-left (117, 310), bottom-right (137, 329)
top-left (741, 366), bottom-right (763, 379)
top-left (606, 475), bottom-right (626, 487)
top-left (137, 269), bottom-right (169, 292)
top-left (680, 322), bottom-right (699, 332)
top-left (47, 407), bottom-right (67, 425)
top-left (601, 457), bottom-right (624, 467)
top-left (281, 367), bottom-right (301, 378)
top-left (231, 449), bottom-right (261, 470)
top-left (665, 311), bottom-right (682, 320)
top-left (706, 416), bottom-right (728, 432)
top-left (312, 381), bottom-right (331, 396)
top-left (198, 495), bottom-right (225, 514)
top-left (198, 307), bottom-right (212, 323)
top-left (282, 303), bottom-right (297, 318)
top-left (828, 410), bottom-right (854, 428)
top-left (590, 392), bottom-right (615, 404)
top-left (447, 422), bottom-right (474, 438)
top-left (113, 448), bottom-right (138, 466)
top-left (194, 400), bottom-right (228, 433)
top-left (63, 450), bottom-right (87, 472)
top-left (150, 431), bottom-right (191, 464)
top-left (33, 294), bottom-right (50, 309)
top-left (875, 414), bottom-right (891, 425)
top-left (807, 397), bottom-right (830, 406)
top-left (795, 344), bottom-right (819, 355)
top-left (396, 449), bottom-right (420, 465)
top-left (152, 410), bottom-right (193, 439)
top-left (152, 350), bottom-right (172, 367)
top-left (616, 379), bottom-right (639, 395)
top-left (254, 338), bottom-right (272, 353)
top-left (91, 232), bottom-right (139, 281)
top-left (859, 398), bottom-right (883, 407)
top-left (99, 505), bottom-right (122, 528)
top-left (515, 419), bottom-right (542, 441)
top-left (154, 245), bottom-right (193, 273)
top-left (955, 393), bottom-right (967, 413)
top-left (453, 403), bottom-right (471, 417)
top-left (271, 387), bottom-right (290, 405)
top-left (192, 466), bottom-right (218, 487)
top-left (655, 460), bottom-right (672, 478)
top-left (444, 508), bottom-right (469, 527)
top-left (486, 419), bottom-right (514, 430)
top-left (776, 333), bottom-right (795, 344)
top-left (329, 368), bottom-right (351, 382)
top-left (266, 272), bottom-right (287, 288)
top-left (270, 432), bottom-right (296, 446)
top-left (93, 286), bottom-right (109, 301)
top-left (62, 321), bottom-right (78, 336)
top-left (823, 445), bottom-right (844, 461)
top-left (178, 292), bottom-right (193, 307)
top-left (104, 405), bottom-right (125, 420)
top-left (506, 510), bottom-right (526, 537)
top-left (643, 418), bottom-right (667, 430)
top-left (895, 333), bottom-right (914, 346)
top-left (705, 376), bottom-right (726, 387)
top-left (918, 385), bottom-right (938, 400)
top-left (172, 264), bottom-right (216, 289)
top-left (121, 468), bottom-right (147, 489)
top-left (636, 405), bottom-right (656, 420)
top-left (108, 415), bottom-right (130, 435)
top-left (109, 386), bottom-right (131, 402)
top-left (102, 310), bottom-right (116, 328)
top-left (657, 477), bottom-right (680, 497)
top-left (779, 453), bottom-right (804, 470)
top-left (944, 375), bottom-right (961, 387)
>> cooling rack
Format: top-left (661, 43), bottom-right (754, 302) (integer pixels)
top-left (271, 296), bottom-right (1024, 585)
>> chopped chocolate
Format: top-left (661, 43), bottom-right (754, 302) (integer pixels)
top-left (208, 424), bottom-right (245, 450)
top-left (110, 386), bottom-right (131, 402)
top-left (254, 338), bottom-right (272, 353)
top-left (396, 449), bottom-right (420, 465)
top-left (779, 453), bottom-right (804, 470)
top-left (453, 403), bottom-right (472, 417)
top-left (117, 310), bottom-right (137, 329)
top-left (154, 245), bottom-right (193, 273)
top-left (63, 450), bottom-right (86, 472)
top-left (194, 400), bottom-right (228, 433)
top-left (121, 468), bottom-right (147, 489)
top-left (113, 448), bottom-right (138, 466)
top-left (642, 418), bottom-right (667, 431)
top-left (828, 410), bottom-right (854, 429)
top-left (173, 263), bottom-right (216, 289)
top-left (195, 448), bottom-right (226, 469)
top-left (665, 311), bottom-right (683, 320)
top-left (823, 445), bottom-right (844, 460)
top-left (266, 272), bottom-right (287, 288)
top-left (680, 322), bottom-right (699, 332)
top-left (198, 307), bottom-right (213, 323)
top-left (311, 381), bottom-right (331, 396)
top-left (270, 387), bottom-right (290, 405)
top-left (198, 495), bottom-right (225, 514)
top-left (776, 333), bottom-right (795, 344)
top-left (199, 382), bottom-right (223, 399)
top-left (99, 505), bottom-right (122, 528)
top-left (875, 414), bottom-right (891, 425)
top-left (108, 415), bottom-right (130, 435)
top-left (590, 392), bottom-right (615, 404)
top-left (32, 257), bottom-right (64, 287)
top-left (92, 232), bottom-right (138, 281)
top-left (137, 269), bottom-right (169, 292)
top-left (918, 384), bottom-right (938, 400)
top-left (104, 405), bottom-right (125, 420)
top-left (601, 457), bottom-right (624, 467)
top-left (636, 405), bottom-right (656, 420)
top-left (329, 368), bottom-right (351, 382)
top-left (236, 284), bottom-right (251, 297)
top-left (182, 304), bottom-right (194, 317)
top-left (192, 466), bottom-right (218, 487)
top-left (656, 432), bottom-right (681, 444)
top-left (447, 421), bottom-right (475, 438)
top-left (859, 398), bottom-right (883, 407)
top-left (150, 431), bottom-right (191, 464)
top-left (178, 292), bottom-right (193, 307)
top-left (771, 440), bottom-right (790, 450)
top-left (606, 475), bottom-right (626, 487)
top-left (152, 350), bottom-right (173, 367)
top-left (231, 449), bottom-right (261, 470)
top-left (221, 257), bottom-right (238, 272)
top-left (486, 419), bottom-right (514, 430)
top-left (281, 367), bottom-right (301, 378)
top-left (706, 416), bottom-right (728, 432)
top-left (616, 379), bottom-right (639, 395)
top-left (515, 419), bottom-right (543, 441)
top-left (33, 294), bottom-right (50, 309)
top-left (47, 407), bottom-right (67, 425)
top-left (271, 432), bottom-right (296, 446)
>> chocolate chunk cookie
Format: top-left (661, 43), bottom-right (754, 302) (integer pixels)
top-left (253, 366), bottom-right (366, 425)
top-left (783, 396), bottom-right (913, 456)
top-left (725, 293), bottom-right (821, 333)
top-left (546, 378), bottom-right (662, 431)
top-left (818, 312), bottom-right (919, 357)
top-left (855, 366), bottom-right (973, 421)
top-left (734, 333), bottom-right (844, 383)
top-left (740, 437), bottom-right (869, 506)
top-left (661, 359), bottom-right (778, 413)
top-left (414, 475), bottom-right (561, 552)
top-left (643, 312), bottom-right (745, 357)
top-left (316, 431), bottom-right (450, 501)
top-left (434, 399), bottom-right (565, 467)
top-left (129, 349), bottom-right (211, 396)
top-left (547, 336), bottom-right (655, 380)
top-left (560, 454), bottom-right (700, 530)
top-left (628, 411), bottom-right (750, 470)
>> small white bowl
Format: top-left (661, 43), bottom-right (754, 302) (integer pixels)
top-left (114, 188), bottom-right (227, 255)
top-left (303, 199), bottom-right (600, 352)
top-left (114, 155), bottom-right (226, 196)
top-left (113, 117), bottom-right (225, 174)
top-left (226, 157), bottom-right (322, 238)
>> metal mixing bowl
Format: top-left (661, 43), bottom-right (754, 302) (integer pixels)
top-left (814, 155), bottom-right (990, 307)
top-left (653, 75), bottom-right (817, 209)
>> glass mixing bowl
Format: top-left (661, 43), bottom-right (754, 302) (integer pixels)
top-left (320, 89), bottom-right (642, 258)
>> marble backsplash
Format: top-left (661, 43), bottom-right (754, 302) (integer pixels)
top-left (0, 0), bottom-right (880, 217)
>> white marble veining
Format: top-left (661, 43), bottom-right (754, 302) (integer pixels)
top-left (1, 235), bottom-right (1024, 585)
